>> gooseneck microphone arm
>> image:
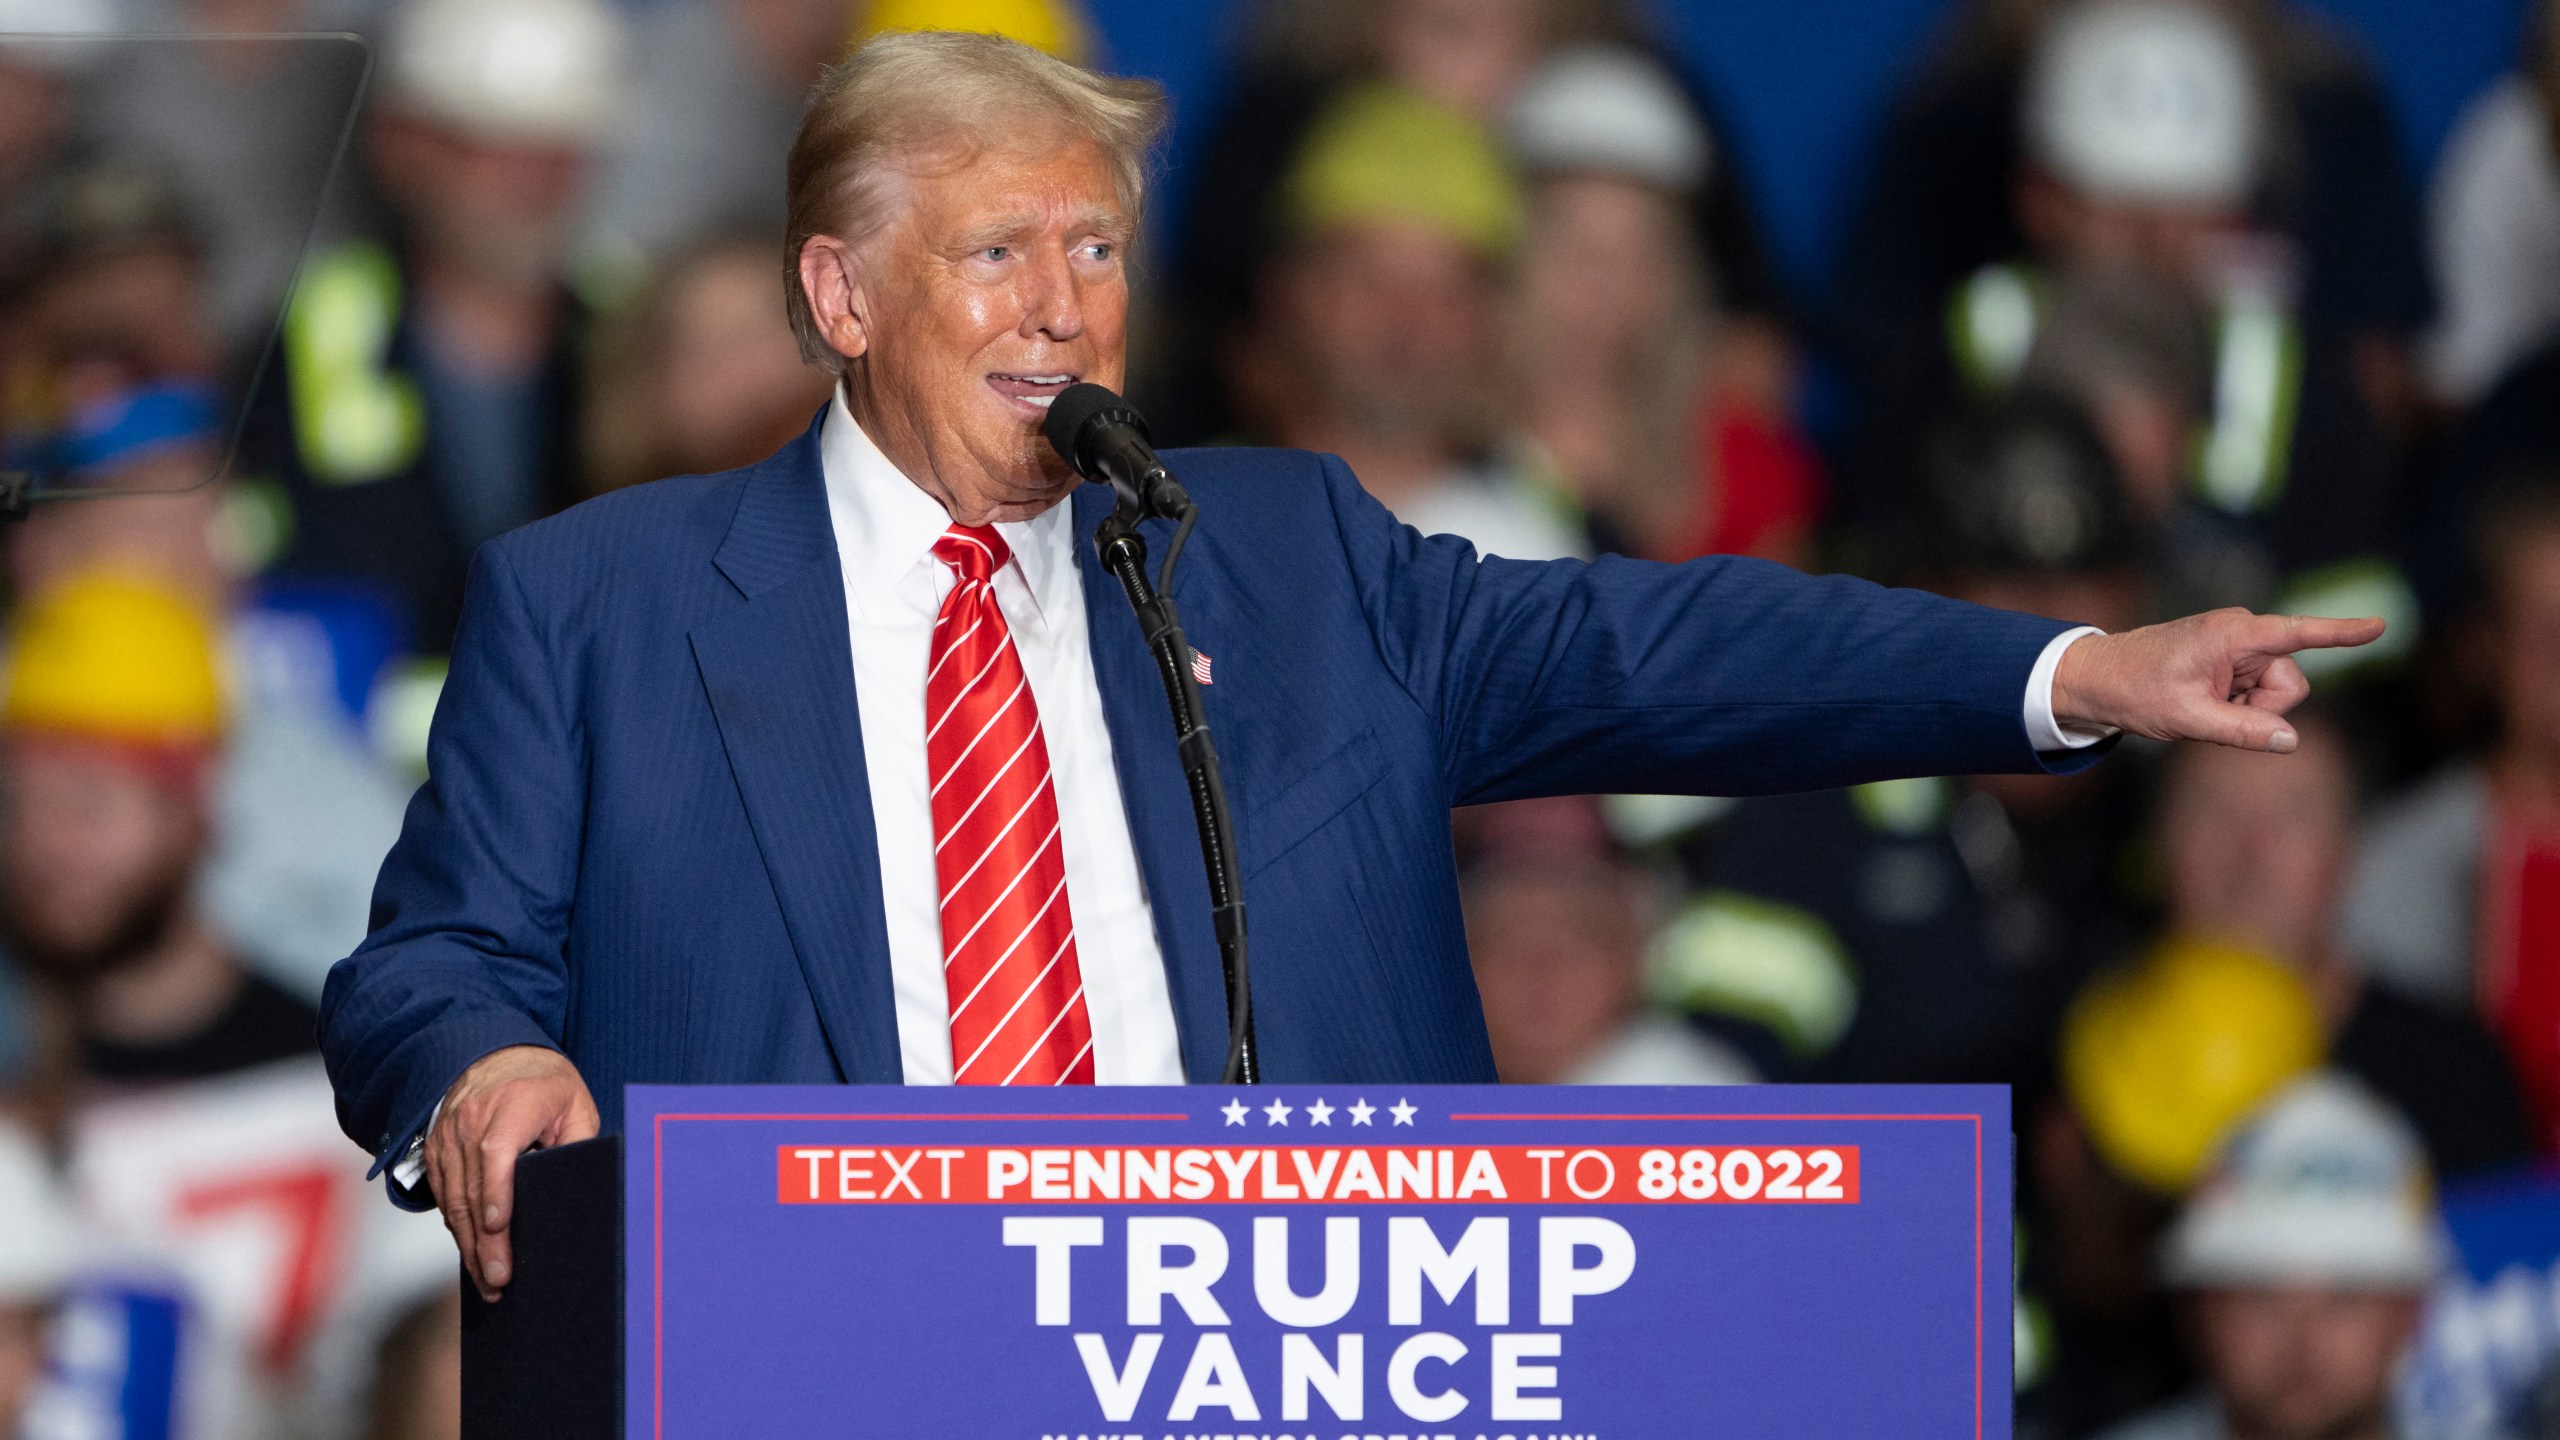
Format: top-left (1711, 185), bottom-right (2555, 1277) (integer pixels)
top-left (1044, 384), bottom-right (1257, 1085)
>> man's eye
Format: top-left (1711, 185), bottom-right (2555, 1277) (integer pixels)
top-left (1083, 243), bottom-right (1115, 262)
top-left (982, 246), bottom-right (1009, 262)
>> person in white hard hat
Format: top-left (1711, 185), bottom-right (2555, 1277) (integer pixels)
top-left (1500, 44), bottom-right (1822, 568)
top-left (1859, 0), bottom-right (2408, 658)
top-left (237, 0), bottom-right (628, 652)
top-left (1834, 0), bottom-right (2433, 449)
top-left (1154, 0), bottom-right (1799, 456)
top-left (2017, 0), bottom-right (2263, 304)
top-left (2095, 1072), bottom-right (2444, 1440)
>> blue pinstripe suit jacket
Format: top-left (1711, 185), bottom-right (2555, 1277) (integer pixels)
top-left (319, 423), bottom-right (2094, 1182)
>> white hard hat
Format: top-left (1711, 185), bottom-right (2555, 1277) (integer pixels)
top-left (0, 1118), bottom-right (79, 1305)
top-left (0, 0), bottom-right (121, 36)
top-left (384, 0), bottom-right (627, 147)
top-left (2024, 0), bottom-right (2261, 206)
top-left (2162, 1071), bottom-right (2447, 1290)
top-left (1506, 45), bottom-right (1713, 194)
top-left (0, 0), bottom-right (124, 70)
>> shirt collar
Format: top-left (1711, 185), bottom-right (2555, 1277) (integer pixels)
top-left (818, 386), bottom-right (1076, 625)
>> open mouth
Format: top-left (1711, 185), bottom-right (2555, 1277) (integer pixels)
top-left (986, 372), bottom-right (1077, 412)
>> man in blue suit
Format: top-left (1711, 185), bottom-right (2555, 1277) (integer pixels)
top-left (318, 32), bottom-right (2381, 1299)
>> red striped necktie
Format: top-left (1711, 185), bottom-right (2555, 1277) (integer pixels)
top-left (925, 523), bottom-right (1094, 1085)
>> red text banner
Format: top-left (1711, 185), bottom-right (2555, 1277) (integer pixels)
top-left (776, 1143), bottom-right (1861, 1206)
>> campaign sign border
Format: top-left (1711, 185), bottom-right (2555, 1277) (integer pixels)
top-left (626, 1084), bottom-right (2012, 1439)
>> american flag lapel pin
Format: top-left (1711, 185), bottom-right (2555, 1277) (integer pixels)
top-left (1190, 647), bottom-right (1213, 685)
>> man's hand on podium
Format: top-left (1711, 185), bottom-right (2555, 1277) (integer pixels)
top-left (2051, 610), bottom-right (2388, 753)
top-left (428, 1045), bottom-right (600, 1301)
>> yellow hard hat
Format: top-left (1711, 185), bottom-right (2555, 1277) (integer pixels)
top-left (1283, 82), bottom-right (1525, 258)
top-left (3, 570), bottom-right (224, 749)
top-left (2060, 935), bottom-right (2325, 1194)
top-left (853, 0), bottom-right (1092, 64)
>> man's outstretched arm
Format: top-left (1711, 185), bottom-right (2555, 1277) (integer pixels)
top-left (1314, 453), bottom-right (2383, 799)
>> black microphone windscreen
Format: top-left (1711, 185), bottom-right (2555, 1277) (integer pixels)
top-left (1042, 382), bottom-right (1130, 467)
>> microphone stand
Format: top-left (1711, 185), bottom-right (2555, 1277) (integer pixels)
top-left (1092, 491), bottom-right (1258, 1084)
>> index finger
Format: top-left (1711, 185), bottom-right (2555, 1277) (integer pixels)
top-left (2259, 613), bottom-right (2387, 655)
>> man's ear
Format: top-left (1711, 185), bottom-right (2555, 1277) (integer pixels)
top-left (797, 235), bottom-right (871, 363)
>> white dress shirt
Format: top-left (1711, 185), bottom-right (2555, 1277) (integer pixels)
top-left (2026, 626), bottom-right (2109, 752)
top-left (819, 390), bottom-right (1185, 1085)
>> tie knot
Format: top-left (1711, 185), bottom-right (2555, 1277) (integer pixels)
top-left (934, 524), bottom-right (1010, 582)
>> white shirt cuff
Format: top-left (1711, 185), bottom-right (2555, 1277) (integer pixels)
top-left (389, 1098), bottom-right (442, 1192)
top-left (2024, 627), bottom-right (2113, 752)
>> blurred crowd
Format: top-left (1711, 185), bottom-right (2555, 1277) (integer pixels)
top-left (0, 0), bottom-right (2554, 1437)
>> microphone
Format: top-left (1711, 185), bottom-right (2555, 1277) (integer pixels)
top-left (1041, 382), bottom-right (1256, 1081)
top-left (1042, 382), bottom-right (1189, 517)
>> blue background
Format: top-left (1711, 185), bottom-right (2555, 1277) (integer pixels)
top-left (1082, 0), bottom-right (2533, 293)
top-left (628, 1084), bottom-right (2013, 1439)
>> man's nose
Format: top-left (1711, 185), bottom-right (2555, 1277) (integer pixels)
top-left (1020, 244), bottom-right (1085, 343)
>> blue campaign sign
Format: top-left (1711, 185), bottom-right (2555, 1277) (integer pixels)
top-left (2405, 1166), bottom-right (2560, 1437)
top-left (625, 1084), bottom-right (2011, 1440)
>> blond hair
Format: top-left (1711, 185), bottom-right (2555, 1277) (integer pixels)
top-left (783, 30), bottom-right (1167, 370)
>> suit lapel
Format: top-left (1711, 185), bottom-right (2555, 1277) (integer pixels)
top-left (690, 427), bottom-right (904, 1083)
top-left (1072, 486), bottom-right (1232, 1080)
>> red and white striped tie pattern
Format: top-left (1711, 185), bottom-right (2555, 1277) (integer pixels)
top-left (926, 524), bottom-right (1094, 1085)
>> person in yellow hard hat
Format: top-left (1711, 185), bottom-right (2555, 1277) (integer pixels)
top-left (2024, 932), bottom-right (2326, 1438)
top-left (0, 570), bottom-right (237, 1036)
top-left (0, 568), bottom-right (460, 1440)
top-left (2156, 713), bottom-right (2531, 1181)
top-left (1234, 81), bottom-right (1587, 564)
top-left (0, 571), bottom-right (249, 1084)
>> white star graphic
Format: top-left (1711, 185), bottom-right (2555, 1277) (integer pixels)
top-left (1222, 1098), bottom-right (1249, 1126)
top-left (1348, 1098), bottom-right (1376, 1126)
top-left (1305, 1098), bottom-right (1335, 1126)
top-left (1390, 1098), bottom-right (1417, 1126)
top-left (1264, 1098), bottom-right (1293, 1126)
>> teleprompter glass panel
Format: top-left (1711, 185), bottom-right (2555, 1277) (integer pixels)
top-left (0, 32), bottom-right (368, 503)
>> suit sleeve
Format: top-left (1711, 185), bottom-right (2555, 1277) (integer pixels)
top-left (1314, 453), bottom-right (2106, 804)
top-left (320, 538), bottom-right (584, 1197)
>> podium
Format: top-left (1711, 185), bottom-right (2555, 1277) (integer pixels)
top-left (459, 1134), bottom-right (621, 1440)
top-left (462, 1085), bottom-right (2011, 1439)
